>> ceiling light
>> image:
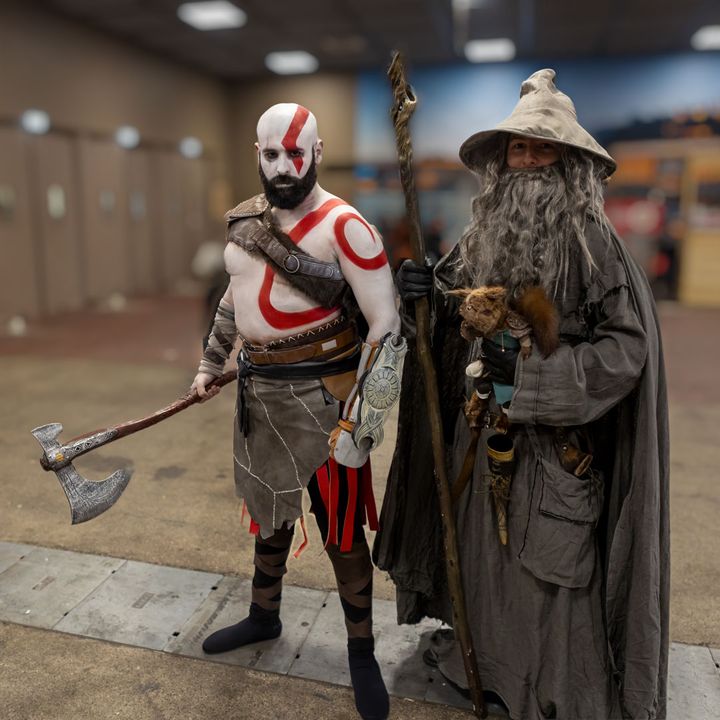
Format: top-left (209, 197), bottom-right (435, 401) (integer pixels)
top-left (179, 137), bottom-right (203, 158)
top-left (20, 109), bottom-right (51, 135)
top-left (265, 51), bottom-right (319, 75)
top-left (115, 125), bottom-right (140, 149)
top-left (464, 38), bottom-right (516, 63)
top-left (691, 26), bottom-right (720, 51)
top-left (452, 0), bottom-right (491, 9)
top-left (177, 1), bottom-right (246, 31)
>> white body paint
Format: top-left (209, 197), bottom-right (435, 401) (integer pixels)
top-left (223, 185), bottom-right (400, 345)
top-left (193, 102), bottom-right (400, 398)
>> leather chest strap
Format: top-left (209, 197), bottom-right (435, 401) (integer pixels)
top-left (243, 219), bottom-right (343, 281)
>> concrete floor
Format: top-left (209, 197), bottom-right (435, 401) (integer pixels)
top-left (0, 623), bottom-right (470, 720)
top-left (0, 541), bottom-right (483, 716)
top-left (1, 295), bottom-right (719, 718)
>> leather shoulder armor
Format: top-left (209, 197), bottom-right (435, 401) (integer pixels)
top-left (224, 194), bottom-right (268, 223)
top-left (225, 195), bottom-right (268, 252)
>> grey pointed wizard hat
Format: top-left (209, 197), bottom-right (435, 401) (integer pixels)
top-left (459, 68), bottom-right (616, 178)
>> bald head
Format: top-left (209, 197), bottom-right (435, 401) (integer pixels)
top-left (256, 103), bottom-right (322, 180)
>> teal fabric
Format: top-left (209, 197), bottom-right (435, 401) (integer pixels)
top-left (490, 331), bottom-right (518, 405)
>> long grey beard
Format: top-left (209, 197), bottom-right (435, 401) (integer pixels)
top-left (456, 165), bottom-right (583, 300)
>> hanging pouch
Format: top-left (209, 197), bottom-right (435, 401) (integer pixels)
top-left (519, 427), bottom-right (603, 589)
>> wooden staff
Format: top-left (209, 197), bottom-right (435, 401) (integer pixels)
top-left (387, 52), bottom-right (487, 718)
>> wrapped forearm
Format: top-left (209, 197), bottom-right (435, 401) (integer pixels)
top-left (198, 299), bottom-right (238, 377)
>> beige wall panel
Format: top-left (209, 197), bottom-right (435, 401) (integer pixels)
top-left (679, 233), bottom-right (720, 306)
top-left (0, 2), bottom-right (230, 165)
top-left (182, 159), bottom-right (210, 266)
top-left (679, 154), bottom-right (720, 306)
top-left (31, 134), bottom-right (84, 315)
top-left (152, 152), bottom-right (187, 290)
top-left (78, 138), bottom-right (130, 300)
top-left (125, 151), bottom-right (159, 294)
top-left (229, 75), bottom-right (357, 204)
top-left (0, 128), bottom-right (40, 325)
top-left (206, 157), bottom-right (233, 234)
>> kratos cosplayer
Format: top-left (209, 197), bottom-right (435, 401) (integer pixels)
top-left (374, 70), bottom-right (670, 719)
top-left (192, 103), bottom-right (405, 720)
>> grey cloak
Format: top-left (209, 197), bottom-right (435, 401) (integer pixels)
top-left (373, 222), bottom-right (670, 719)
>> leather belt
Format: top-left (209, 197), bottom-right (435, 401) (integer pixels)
top-left (244, 324), bottom-right (360, 365)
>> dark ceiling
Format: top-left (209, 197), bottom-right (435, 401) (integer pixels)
top-left (37, 0), bottom-right (720, 80)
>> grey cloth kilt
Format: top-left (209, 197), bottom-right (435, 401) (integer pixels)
top-left (233, 373), bottom-right (339, 538)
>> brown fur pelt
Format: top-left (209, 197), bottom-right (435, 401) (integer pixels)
top-left (448, 285), bottom-right (559, 359)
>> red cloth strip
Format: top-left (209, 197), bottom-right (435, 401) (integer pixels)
top-left (328, 457), bottom-right (340, 546)
top-left (242, 499), bottom-right (262, 536)
top-left (293, 515), bottom-right (309, 559)
top-left (341, 466), bottom-right (359, 552)
top-left (316, 460), bottom-right (330, 518)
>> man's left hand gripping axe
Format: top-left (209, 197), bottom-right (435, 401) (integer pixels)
top-left (31, 371), bottom-right (236, 524)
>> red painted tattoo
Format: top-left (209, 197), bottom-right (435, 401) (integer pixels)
top-left (258, 198), bottom-right (345, 329)
top-left (282, 105), bottom-right (310, 174)
top-left (288, 198), bottom-right (345, 244)
top-left (258, 266), bottom-right (336, 329)
top-left (333, 213), bottom-right (388, 270)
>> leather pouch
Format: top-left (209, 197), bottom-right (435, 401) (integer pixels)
top-left (321, 370), bottom-right (357, 402)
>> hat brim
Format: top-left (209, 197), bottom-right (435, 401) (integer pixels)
top-left (459, 128), bottom-right (617, 179)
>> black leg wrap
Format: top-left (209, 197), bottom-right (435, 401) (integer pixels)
top-left (347, 637), bottom-right (389, 720)
top-left (201, 602), bottom-right (281, 654)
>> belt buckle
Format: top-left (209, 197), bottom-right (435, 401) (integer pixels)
top-left (283, 255), bottom-right (300, 274)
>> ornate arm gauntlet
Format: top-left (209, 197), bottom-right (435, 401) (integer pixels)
top-left (329, 333), bottom-right (407, 467)
top-left (198, 299), bottom-right (238, 377)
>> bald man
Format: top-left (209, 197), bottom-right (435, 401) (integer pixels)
top-left (192, 103), bottom-right (402, 720)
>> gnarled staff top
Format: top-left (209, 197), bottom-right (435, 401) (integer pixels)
top-left (388, 52), bottom-right (417, 129)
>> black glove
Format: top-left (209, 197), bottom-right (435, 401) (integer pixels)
top-left (481, 339), bottom-right (519, 385)
top-left (395, 257), bottom-right (434, 301)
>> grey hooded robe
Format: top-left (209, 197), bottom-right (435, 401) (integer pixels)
top-left (374, 222), bottom-right (669, 719)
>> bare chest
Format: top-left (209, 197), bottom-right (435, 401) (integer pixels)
top-left (223, 222), bottom-right (337, 279)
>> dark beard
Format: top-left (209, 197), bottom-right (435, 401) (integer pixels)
top-left (259, 156), bottom-right (318, 209)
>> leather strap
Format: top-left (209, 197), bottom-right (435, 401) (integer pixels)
top-left (244, 219), bottom-right (343, 281)
top-left (244, 325), bottom-right (360, 365)
top-left (240, 352), bottom-right (361, 380)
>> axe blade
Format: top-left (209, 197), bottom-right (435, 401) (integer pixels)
top-left (57, 464), bottom-right (133, 524)
top-left (32, 423), bottom-right (133, 524)
top-left (31, 422), bottom-right (64, 454)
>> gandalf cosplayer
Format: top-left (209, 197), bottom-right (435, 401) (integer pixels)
top-left (374, 70), bottom-right (669, 720)
top-left (192, 103), bottom-right (406, 720)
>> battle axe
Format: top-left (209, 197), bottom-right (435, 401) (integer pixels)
top-left (31, 371), bottom-right (236, 524)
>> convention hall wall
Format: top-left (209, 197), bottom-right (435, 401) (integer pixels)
top-left (0, 1), bottom-right (232, 326)
top-left (0, 1), bottom-right (360, 328)
top-left (4, 1), bottom-right (720, 327)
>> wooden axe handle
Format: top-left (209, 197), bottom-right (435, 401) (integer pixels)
top-left (70, 370), bottom-right (237, 444)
